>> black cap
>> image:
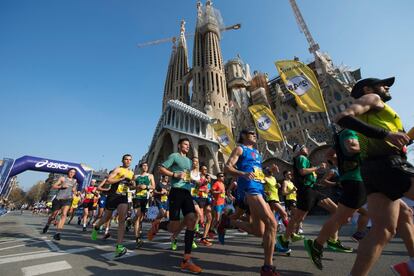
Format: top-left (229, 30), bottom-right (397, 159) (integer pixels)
top-left (350, 77), bottom-right (395, 99)
top-left (238, 128), bottom-right (256, 143)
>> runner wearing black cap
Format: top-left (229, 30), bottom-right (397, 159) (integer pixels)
top-left (336, 76), bottom-right (414, 276)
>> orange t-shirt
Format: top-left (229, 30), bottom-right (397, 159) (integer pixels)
top-left (212, 180), bottom-right (225, 206)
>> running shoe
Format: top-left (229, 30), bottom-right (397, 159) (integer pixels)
top-left (327, 239), bottom-right (353, 253)
top-left (304, 239), bottom-right (323, 270)
top-left (53, 233), bottom-right (61, 241)
top-left (77, 217), bottom-right (81, 225)
top-left (147, 220), bottom-right (160, 241)
top-left (82, 226), bottom-right (87, 232)
top-left (192, 241), bottom-right (198, 249)
top-left (260, 265), bottom-right (280, 276)
top-left (291, 233), bottom-right (305, 242)
top-left (103, 232), bottom-right (111, 240)
top-left (351, 231), bottom-right (366, 242)
top-left (276, 235), bottom-right (290, 249)
top-left (135, 238), bottom-right (143, 248)
top-left (391, 261), bottom-right (414, 276)
top-left (91, 227), bottom-right (98, 241)
top-left (199, 238), bottom-right (212, 247)
top-left (42, 224), bottom-right (49, 234)
top-left (195, 223), bottom-right (200, 232)
top-left (275, 242), bottom-right (291, 254)
top-left (171, 239), bottom-right (178, 251)
top-left (180, 259), bottom-right (202, 274)
top-left (217, 214), bottom-right (230, 245)
top-left (115, 244), bottom-right (127, 258)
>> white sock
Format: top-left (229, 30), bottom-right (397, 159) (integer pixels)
top-left (105, 227), bottom-right (109, 234)
top-left (83, 224), bottom-right (86, 227)
top-left (407, 258), bottom-right (414, 272)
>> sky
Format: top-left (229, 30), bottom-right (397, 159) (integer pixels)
top-left (1, 0), bottom-right (413, 191)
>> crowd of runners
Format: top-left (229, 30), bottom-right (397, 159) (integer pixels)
top-left (37, 77), bottom-right (414, 276)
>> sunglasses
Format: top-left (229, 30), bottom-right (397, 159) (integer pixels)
top-left (247, 132), bottom-right (256, 135)
top-left (218, 175), bottom-right (224, 177)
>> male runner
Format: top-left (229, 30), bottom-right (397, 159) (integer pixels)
top-left (336, 77), bottom-right (414, 276)
top-left (211, 173), bottom-right (226, 231)
top-left (149, 138), bottom-right (202, 274)
top-left (198, 166), bottom-right (213, 246)
top-left (133, 162), bottom-right (155, 248)
top-left (50, 168), bottom-right (78, 240)
top-left (304, 128), bottom-right (367, 270)
top-left (219, 129), bottom-right (279, 276)
top-left (81, 179), bottom-right (97, 231)
top-left (281, 170), bottom-right (297, 217)
top-left (277, 145), bottom-right (352, 253)
top-left (152, 175), bottom-right (170, 222)
top-left (67, 191), bottom-right (82, 224)
top-left (91, 154), bottom-right (134, 258)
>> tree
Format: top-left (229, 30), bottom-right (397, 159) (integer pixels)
top-left (25, 181), bottom-right (48, 205)
top-left (8, 185), bottom-right (25, 206)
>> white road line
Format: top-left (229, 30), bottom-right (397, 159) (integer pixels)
top-left (0, 238), bottom-right (34, 244)
top-left (42, 237), bottom-right (60, 251)
top-left (0, 247), bottom-right (91, 265)
top-left (101, 250), bottom-right (137, 261)
top-left (0, 240), bottom-right (45, 251)
top-left (0, 250), bottom-right (50, 258)
top-left (21, 260), bottom-right (72, 276)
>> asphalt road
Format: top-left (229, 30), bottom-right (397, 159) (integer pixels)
top-left (0, 211), bottom-right (407, 275)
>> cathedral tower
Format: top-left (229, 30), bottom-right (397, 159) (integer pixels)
top-left (191, 1), bottom-right (231, 129)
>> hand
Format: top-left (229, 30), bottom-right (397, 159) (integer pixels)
top-left (385, 132), bottom-right (410, 149)
top-left (175, 172), bottom-right (185, 179)
top-left (270, 164), bottom-right (279, 174)
top-left (139, 184), bottom-right (146, 190)
top-left (243, 172), bottom-right (255, 180)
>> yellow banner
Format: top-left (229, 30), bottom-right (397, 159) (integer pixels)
top-left (212, 123), bottom-right (236, 156)
top-left (275, 60), bottom-right (327, 112)
top-left (248, 104), bottom-right (283, 142)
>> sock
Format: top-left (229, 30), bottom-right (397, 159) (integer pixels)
top-left (105, 227), bottom-right (109, 234)
top-left (184, 230), bottom-right (195, 254)
top-left (261, 264), bottom-right (273, 271)
top-left (313, 240), bottom-right (324, 252)
top-left (407, 258), bottom-right (414, 272)
top-left (83, 224), bottom-right (86, 227)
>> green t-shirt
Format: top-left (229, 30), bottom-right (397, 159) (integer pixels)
top-left (161, 152), bottom-right (192, 191)
top-left (295, 155), bottom-right (317, 188)
top-left (339, 129), bottom-right (362, 182)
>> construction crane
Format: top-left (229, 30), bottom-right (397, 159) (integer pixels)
top-left (289, 0), bottom-right (320, 55)
top-left (137, 23), bottom-right (241, 48)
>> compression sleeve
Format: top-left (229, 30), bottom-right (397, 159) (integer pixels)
top-left (337, 116), bottom-right (388, 139)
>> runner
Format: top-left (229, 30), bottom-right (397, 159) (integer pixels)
top-left (336, 76), bottom-right (414, 275)
top-left (152, 175), bottom-right (170, 222)
top-left (148, 138), bottom-right (202, 274)
top-left (304, 128), bottom-right (367, 270)
top-left (211, 173), bottom-right (226, 233)
top-left (281, 170), bottom-right (297, 218)
top-left (219, 129), bottom-right (279, 276)
top-left (198, 166), bottom-right (213, 246)
top-left (95, 176), bottom-right (112, 239)
top-left (277, 144), bottom-right (352, 254)
top-left (67, 191), bottom-right (82, 224)
top-left (91, 154), bottom-right (134, 258)
top-left (132, 162), bottom-right (155, 248)
top-left (81, 179), bottom-right (97, 231)
top-left (50, 168), bottom-right (78, 240)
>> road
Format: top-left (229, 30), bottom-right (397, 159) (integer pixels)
top-left (0, 211), bottom-right (406, 276)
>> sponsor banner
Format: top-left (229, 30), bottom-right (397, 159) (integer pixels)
top-left (275, 60), bottom-right (327, 112)
top-left (248, 104), bottom-right (283, 142)
top-left (212, 123), bottom-right (236, 156)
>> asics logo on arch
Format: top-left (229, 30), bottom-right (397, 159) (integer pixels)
top-left (35, 160), bottom-right (69, 170)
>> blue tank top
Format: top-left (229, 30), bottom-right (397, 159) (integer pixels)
top-left (236, 145), bottom-right (265, 186)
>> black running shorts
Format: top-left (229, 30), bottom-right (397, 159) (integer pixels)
top-left (296, 186), bottom-right (327, 212)
top-left (168, 188), bottom-right (195, 221)
top-left (105, 194), bottom-right (128, 211)
top-left (51, 198), bottom-right (72, 211)
top-left (132, 198), bottom-right (148, 213)
top-left (361, 156), bottom-right (413, 201)
top-left (338, 180), bottom-right (367, 209)
top-left (82, 201), bottom-right (94, 210)
top-left (284, 199), bottom-right (297, 210)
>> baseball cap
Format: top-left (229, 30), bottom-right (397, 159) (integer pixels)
top-left (237, 128), bottom-right (256, 143)
top-left (350, 77), bottom-right (395, 99)
top-left (292, 144), bottom-right (305, 157)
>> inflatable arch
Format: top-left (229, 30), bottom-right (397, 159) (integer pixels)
top-left (0, 155), bottom-right (93, 197)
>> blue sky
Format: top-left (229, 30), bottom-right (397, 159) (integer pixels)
top-left (1, 0), bottom-right (413, 190)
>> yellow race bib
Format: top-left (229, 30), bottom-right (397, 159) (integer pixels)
top-left (253, 167), bottom-right (265, 182)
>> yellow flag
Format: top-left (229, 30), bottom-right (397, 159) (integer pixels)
top-left (212, 123), bottom-right (236, 156)
top-left (248, 104), bottom-right (283, 142)
top-left (275, 60), bottom-right (327, 112)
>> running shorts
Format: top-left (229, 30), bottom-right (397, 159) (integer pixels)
top-left (284, 200), bottom-right (297, 210)
top-left (213, 204), bottom-right (225, 214)
top-left (338, 180), bottom-right (367, 209)
top-left (168, 188), bottom-right (195, 221)
top-left (98, 195), bottom-right (107, 209)
top-left (132, 198), bottom-right (148, 213)
top-left (82, 201), bottom-right (94, 210)
top-left (296, 187), bottom-right (327, 212)
top-left (155, 199), bottom-right (168, 210)
top-left (361, 155), bottom-right (413, 201)
top-left (105, 194), bottom-right (128, 211)
top-left (51, 198), bottom-right (72, 211)
top-left (196, 197), bottom-right (210, 208)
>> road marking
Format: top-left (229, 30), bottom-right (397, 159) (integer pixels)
top-left (101, 250), bottom-right (137, 261)
top-left (0, 240), bottom-right (45, 251)
top-left (0, 250), bottom-right (50, 258)
top-left (0, 247), bottom-right (91, 265)
top-left (21, 260), bottom-right (72, 276)
top-left (0, 238), bottom-right (34, 244)
top-left (42, 237), bottom-right (60, 251)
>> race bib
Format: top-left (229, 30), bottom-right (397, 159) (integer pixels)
top-left (161, 195), bottom-right (168, 202)
top-left (220, 193), bottom-right (226, 199)
top-left (86, 193), bottom-right (94, 199)
top-left (253, 167), bottom-right (265, 182)
top-left (183, 170), bottom-right (191, 182)
top-left (116, 184), bottom-right (127, 195)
